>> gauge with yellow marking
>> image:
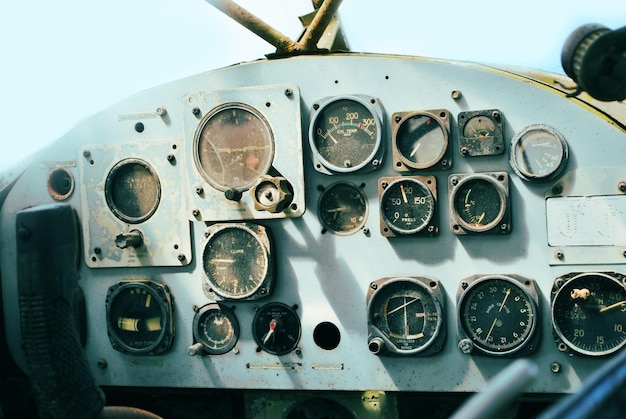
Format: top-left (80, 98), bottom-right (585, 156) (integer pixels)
top-left (106, 281), bottom-right (175, 355)
top-left (379, 176), bottom-right (438, 237)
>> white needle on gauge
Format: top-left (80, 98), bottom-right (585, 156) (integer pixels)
top-left (485, 317), bottom-right (498, 342)
top-left (410, 142), bottom-right (421, 158)
top-left (599, 300), bottom-right (626, 312)
top-left (499, 288), bottom-right (511, 312)
top-left (328, 132), bottom-right (339, 144)
top-left (387, 297), bottom-right (419, 315)
top-left (263, 319), bottom-right (277, 344)
top-left (400, 184), bottom-right (408, 203)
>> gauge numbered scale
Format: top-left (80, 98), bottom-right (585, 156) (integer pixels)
top-left (552, 271), bottom-right (626, 356)
top-left (309, 95), bottom-right (384, 174)
top-left (317, 182), bottom-right (368, 235)
top-left (510, 124), bottom-right (569, 182)
top-left (190, 303), bottom-right (240, 355)
top-left (449, 172), bottom-right (511, 234)
top-left (456, 275), bottom-right (540, 356)
top-left (457, 109), bottom-right (505, 157)
top-left (367, 276), bottom-right (446, 356)
top-left (252, 302), bottom-right (302, 355)
top-left (378, 176), bottom-right (438, 237)
top-left (201, 223), bottom-right (275, 300)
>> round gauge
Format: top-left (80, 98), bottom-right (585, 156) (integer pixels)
top-left (105, 159), bottom-right (161, 224)
top-left (310, 96), bottom-right (382, 173)
top-left (552, 272), bottom-right (626, 356)
top-left (252, 302), bottom-right (302, 355)
top-left (458, 276), bottom-right (538, 356)
top-left (194, 103), bottom-right (274, 192)
top-left (463, 115), bottom-right (497, 140)
top-left (510, 124), bottom-right (569, 182)
top-left (367, 277), bottom-right (444, 355)
top-left (380, 177), bottom-right (436, 236)
top-left (318, 182), bottom-right (368, 235)
top-left (202, 223), bottom-right (273, 300)
top-left (192, 303), bottom-right (239, 355)
top-left (450, 173), bottom-right (508, 233)
top-left (106, 281), bottom-right (174, 355)
top-left (394, 112), bottom-right (448, 169)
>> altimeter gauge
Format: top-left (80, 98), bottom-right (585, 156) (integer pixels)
top-left (202, 223), bottom-right (274, 300)
top-left (317, 182), bottom-right (368, 235)
top-left (457, 274), bottom-right (540, 356)
top-left (367, 276), bottom-right (446, 356)
top-left (449, 172), bottom-right (511, 234)
top-left (510, 124), bottom-right (569, 182)
top-left (379, 176), bottom-right (438, 237)
top-left (309, 95), bottom-right (384, 174)
top-left (552, 271), bottom-right (626, 357)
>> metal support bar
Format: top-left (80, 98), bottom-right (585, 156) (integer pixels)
top-left (294, 0), bottom-right (343, 52)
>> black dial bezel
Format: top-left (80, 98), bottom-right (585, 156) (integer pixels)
top-left (317, 181), bottom-right (369, 236)
top-left (192, 303), bottom-right (240, 355)
top-left (379, 176), bottom-right (438, 237)
top-left (252, 302), bottom-right (302, 355)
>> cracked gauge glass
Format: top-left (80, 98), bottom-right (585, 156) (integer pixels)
top-left (379, 176), bottom-right (437, 237)
top-left (552, 272), bottom-right (626, 356)
top-left (194, 103), bottom-right (274, 192)
top-left (309, 95), bottom-right (383, 174)
top-left (510, 124), bottom-right (569, 182)
top-left (318, 182), bottom-right (368, 235)
top-left (367, 277), bottom-right (445, 356)
top-left (202, 223), bottom-right (274, 300)
top-left (392, 110), bottom-right (450, 170)
top-left (458, 275), bottom-right (539, 356)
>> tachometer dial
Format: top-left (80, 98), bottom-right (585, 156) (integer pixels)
top-left (194, 103), bottom-right (274, 192)
top-left (318, 182), bottom-right (368, 235)
top-left (106, 281), bottom-right (175, 355)
top-left (252, 302), bottom-right (302, 355)
top-left (367, 276), bottom-right (446, 356)
top-left (457, 275), bottom-right (540, 356)
top-left (202, 223), bottom-right (274, 300)
top-left (379, 176), bottom-right (438, 237)
top-left (510, 124), bottom-right (569, 182)
top-left (192, 303), bottom-right (239, 355)
top-left (552, 271), bottom-right (626, 357)
top-left (392, 110), bottom-right (451, 170)
top-left (309, 95), bottom-right (384, 174)
top-left (449, 172), bottom-right (510, 234)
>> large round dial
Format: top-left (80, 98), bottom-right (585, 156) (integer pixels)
top-left (252, 302), bottom-right (302, 355)
top-left (202, 223), bottom-right (274, 300)
top-left (310, 96), bottom-right (383, 173)
top-left (367, 277), bottom-right (445, 356)
top-left (510, 124), bottom-right (569, 182)
top-left (105, 281), bottom-right (175, 355)
top-left (393, 111), bottom-right (449, 170)
top-left (458, 275), bottom-right (538, 356)
top-left (379, 176), bottom-right (437, 236)
top-left (552, 272), bottom-right (626, 356)
top-left (318, 182), bottom-right (368, 235)
top-left (450, 173), bottom-right (509, 234)
top-left (192, 303), bottom-right (239, 355)
top-left (194, 103), bottom-right (274, 192)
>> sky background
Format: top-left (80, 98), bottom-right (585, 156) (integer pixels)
top-left (1, 0), bottom-right (624, 169)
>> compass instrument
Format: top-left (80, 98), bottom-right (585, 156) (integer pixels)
top-left (367, 276), bottom-right (445, 356)
top-left (317, 181), bottom-right (368, 235)
top-left (309, 95), bottom-right (384, 174)
top-left (191, 303), bottom-right (239, 355)
top-left (551, 271), bottom-right (626, 356)
top-left (510, 124), bottom-right (569, 182)
top-left (252, 302), bottom-right (302, 355)
top-left (379, 176), bottom-right (438, 237)
top-left (457, 274), bottom-right (540, 356)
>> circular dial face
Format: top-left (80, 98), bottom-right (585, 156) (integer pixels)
top-left (452, 176), bottom-right (506, 232)
top-left (552, 272), bottom-right (626, 356)
top-left (252, 302), bottom-right (302, 355)
top-left (311, 98), bottom-right (380, 171)
top-left (510, 125), bottom-right (568, 182)
top-left (380, 178), bottom-right (435, 235)
top-left (463, 115), bottom-right (497, 140)
top-left (194, 103), bottom-right (274, 191)
top-left (106, 282), bottom-right (173, 354)
top-left (459, 277), bottom-right (537, 355)
top-left (193, 303), bottom-right (239, 355)
top-left (368, 279), bottom-right (443, 353)
top-left (203, 225), bottom-right (269, 299)
top-left (105, 159), bottom-right (161, 224)
top-left (318, 182), bottom-right (368, 235)
top-left (395, 113), bottom-right (447, 169)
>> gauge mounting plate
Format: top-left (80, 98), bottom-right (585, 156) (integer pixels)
top-left (457, 109), bottom-right (504, 157)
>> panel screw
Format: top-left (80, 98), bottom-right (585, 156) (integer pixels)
top-left (556, 250), bottom-right (564, 260)
top-left (451, 176), bottom-right (459, 186)
top-left (195, 186), bottom-right (204, 195)
top-left (550, 362), bottom-right (561, 373)
top-left (619, 182), bottom-right (626, 193)
top-left (156, 107), bottom-right (167, 117)
top-left (192, 107), bottom-right (201, 117)
top-left (284, 88), bottom-right (293, 97)
top-left (460, 147), bottom-right (469, 155)
top-left (192, 209), bottom-right (200, 217)
top-left (370, 283), bottom-right (378, 290)
top-left (94, 247), bottom-right (102, 254)
top-left (461, 281), bottom-right (468, 290)
top-left (451, 90), bottom-right (462, 100)
top-left (492, 110), bottom-right (501, 120)
top-left (381, 182), bottom-right (388, 189)
top-left (83, 150), bottom-right (91, 158)
top-left (177, 253), bottom-right (186, 262)
top-left (96, 359), bottom-right (108, 369)
top-left (458, 339), bottom-right (473, 354)
top-left (552, 185), bottom-right (563, 195)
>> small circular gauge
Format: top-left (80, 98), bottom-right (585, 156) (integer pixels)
top-left (552, 272), bottom-right (626, 356)
top-left (379, 176), bottom-right (436, 236)
top-left (393, 111), bottom-right (449, 169)
top-left (310, 96), bottom-right (383, 173)
top-left (105, 159), bottom-right (161, 224)
top-left (367, 277), bottom-right (445, 355)
top-left (194, 103), bottom-right (274, 192)
top-left (458, 275), bottom-right (538, 356)
top-left (252, 302), bottom-right (302, 355)
top-left (202, 223), bottom-right (273, 300)
top-left (106, 281), bottom-right (174, 355)
top-left (450, 173), bottom-right (509, 234)
top-left (510, 124), bottom-right (569, 182)
top-left (318, 182), bottom-right (368, 235)
top-left (192, 303), bottom-right (239, 355)
top-left (463, 115), bottom-right (497, 139)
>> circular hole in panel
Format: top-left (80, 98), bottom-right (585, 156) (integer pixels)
top-left (47, 167), bottom-right (75, 200)
top-left (313, 321), bottom-right (341, 350)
